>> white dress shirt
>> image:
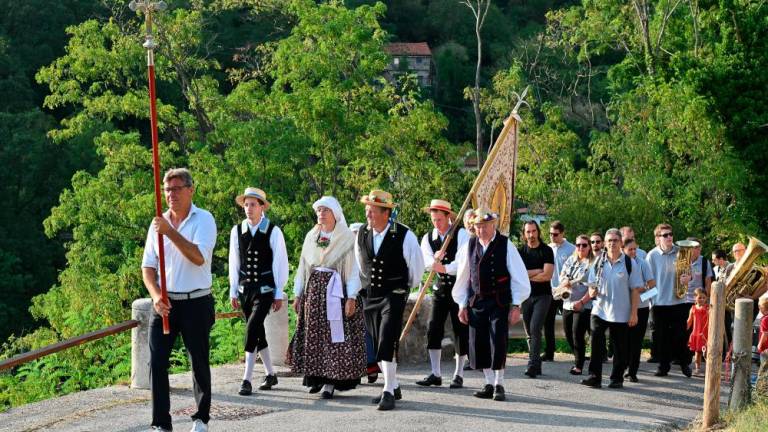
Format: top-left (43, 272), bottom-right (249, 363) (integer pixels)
top-left (142, 204), bottom-right (217, 293)
top-left (228, 215), bottom-right (289, 300)
top-left (355, 223), bottom-right (425, 289)
top-left (452, 233), bottom-right (531, 308)
top-left (421, 227), bottom-right (469, 276)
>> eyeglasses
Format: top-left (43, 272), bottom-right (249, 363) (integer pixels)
top-left (576, 243), bottom-right (589, 248)
top-left (163, 185), bottom-right (190, 193)
top-left (658, 232), bottom-right (673, 238)
top-left (590, 240), bottom-right (603, 244)
top-left (549, 232), bottom-right (561, 237)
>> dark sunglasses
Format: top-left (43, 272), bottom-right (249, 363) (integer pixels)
top-left (590, 240), bottom-right (602, 244)
top-left (658, 232), bottom-right (673, 238)
top-left (549, 232), bottom-right (561, 237)
top-left (576, 243), bottom-right (589, 248)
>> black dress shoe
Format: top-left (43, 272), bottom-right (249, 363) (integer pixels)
top-left (524, 367), bottom-right (539, 378)
top-left (493, 385), bottom-right (506, 401)
top-left (377, 391), bottom-right (396, 411)
top-left (415, 374), bottom-right (442, 387)
top-left (449, 375), bottom-right (463, 389)
top-left (681, 364), bottom-right (693, 378)
top-left (608, 380), bottom-right (623, 389)
top-left (474, 384), bottom-right (494, 399)
top-left (308, 384), bottom-right (322, 394)
top-left (238, 380), bottom-right (252, 396)
top-left (654, 368), bottom-right (669, 377)
top-left (367, 373), bottom-right (378, 384)
top-left (259, 374), bottom-right (278, 390)
top-left (371, 386), bottom-right (401, 404)
top-left (321, 389), bottom-right (334, 399)
top-left (628, 375), bottom-right (639, 383)
top-left (581, 375), bottom-right (602, 388)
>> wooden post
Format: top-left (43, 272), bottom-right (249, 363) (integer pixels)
top-left (702, 281), bottom-right (725, 429)
top-left (729, 298), bottom-right (754, 411)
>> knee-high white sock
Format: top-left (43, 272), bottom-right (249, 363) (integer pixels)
top-left (428, 349), bottom-right (442, 377)
top-left (454, 355), bottom-right (467, 378)
top-left (243, 351), bottom-right (256, 382)
top-left (483, 368), bottom-right (494, 385)
top-left (258, 348), bottom-right (274, 376)
top-left (494, 368), bottom-right (505, 386)
top-left (321, 384), bottom-right (334, 393)
top-left (382, 360), bottom-right (397, 393)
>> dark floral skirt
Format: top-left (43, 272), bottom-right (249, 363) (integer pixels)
top-left (288, 270), bottom-right (366, 391)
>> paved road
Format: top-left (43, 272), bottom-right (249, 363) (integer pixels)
top-left (1, 353), bottom-right (723, 432)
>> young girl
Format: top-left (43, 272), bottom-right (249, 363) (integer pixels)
top-left (687, 288), bottom-right (709, 376)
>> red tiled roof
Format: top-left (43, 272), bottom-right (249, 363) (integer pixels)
top-left (385, 42), bottom-right (432, 56)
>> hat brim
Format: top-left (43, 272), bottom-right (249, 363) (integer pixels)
top-left (422, 206), bottom-right (456, 218)
top-left (360, 196), bottom-right (397, 209)
top-left (236, 194), bottom-right (271, 210)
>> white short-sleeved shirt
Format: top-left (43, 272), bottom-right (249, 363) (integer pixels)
top-left (550, 240), bottom-right (576, 288)
top-left (589, 253), bottom-right (644, 323)
top-left (142, 204), bottom-right (217, 293)
top-left (636, 257), bottom-right (655, 308)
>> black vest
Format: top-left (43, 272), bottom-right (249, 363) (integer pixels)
top-left (237, 222), bottom-right (276, 291)
top-left (357, 222), bottom-right (410, 298)
top-left (427, 228), bottom-right (462, 298)
top-left (468, 232), bottom-right (512, 307)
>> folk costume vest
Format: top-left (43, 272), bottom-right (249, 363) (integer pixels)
top-left (357, 222), bottom-right (410, 298)
top-left (237, 221), bottom-right (276, 292)
top-left (428, 228), bottom-right (460, 299)
top-left (468, 232), bottom-right (512, 307)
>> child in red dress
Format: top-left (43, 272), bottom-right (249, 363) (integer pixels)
top-left (687, 288), bottom-right (709, 376)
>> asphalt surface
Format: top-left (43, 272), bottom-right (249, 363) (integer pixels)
top-left (1, 353), bottom-right (723, 432)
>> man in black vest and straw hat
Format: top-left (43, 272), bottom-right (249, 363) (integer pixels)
top-left (453, 208), bottom-right (530, 401)
top-left (416, 199), bottom-right (470, 389)
top-left (355, 189), bottom-right (425, 410)
top-left (228, 187), bottom-right (289, 396)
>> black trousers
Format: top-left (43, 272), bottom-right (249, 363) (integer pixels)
top-left (563, 308), bottom-right (591, 369)
top-left (239, 286), bottom-right (274, 353)
top-left (587, 315), bottom-right (629, 382)
top-left (627, 307), bottom-right (650, 376)
top-left (652, 303), bottom-right (692, 371)
top-left (649, 311), bottom-right (658, 359)
top-left (150, 294), bottom-right (215, 430)
top-left (363, 291), bottom-right (407, 362)
top-left (468, 298), bottom-right (510, 370)
top-left (544, 298), bottom-right (563, 358)
top-left (427, 295), bottom-right (469, 356)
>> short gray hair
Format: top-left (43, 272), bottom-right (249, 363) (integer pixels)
top-left (163, 168), bottom-right (194, 187)
top-left (604, 228), bottom-right (622, 240)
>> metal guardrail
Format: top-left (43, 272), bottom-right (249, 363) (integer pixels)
top-left (0, 311), bottom-right (246, 373)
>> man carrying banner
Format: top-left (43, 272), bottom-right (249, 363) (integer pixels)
top-left (355, 190), bottom-right (425, 411)
top-left (454, 208), bottom-right (530, 401)
top-left (416, 199), bottom-right (470, 389)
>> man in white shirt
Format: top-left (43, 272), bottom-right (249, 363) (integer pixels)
top-left (355, 190), bottom-right (425, 411)
top-left (416, 199), bottom-right (469, 389)
top-left (228, 187), bottom-right (288, 396)
top-left (142, 168), bottom-right (217, 432)
top-left (454, 208), bottom-right (530, 402)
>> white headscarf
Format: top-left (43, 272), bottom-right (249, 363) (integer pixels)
top-left (312, 196), bottom-right (347, 229)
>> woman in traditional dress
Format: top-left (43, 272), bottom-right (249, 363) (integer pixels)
top-left (288, 196), bottom-right (366, 399)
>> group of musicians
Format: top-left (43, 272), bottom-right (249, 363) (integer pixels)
top-left (141, 167), bottom-right (759, 432)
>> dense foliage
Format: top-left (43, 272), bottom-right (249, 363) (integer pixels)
top-left (1, 0), bottom-right (765, 410)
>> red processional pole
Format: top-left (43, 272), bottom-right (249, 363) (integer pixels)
top-left (130, 0), bottom-right (170, 334)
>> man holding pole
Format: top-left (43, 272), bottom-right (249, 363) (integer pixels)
top-left (355, 190), bottom-right (425, 411)
top-left (415, 199), bottom-right (469, 389)
top-left (454, 208), bottom-right (530, 401)
top-left (142, 168), bottom-right (217, 432)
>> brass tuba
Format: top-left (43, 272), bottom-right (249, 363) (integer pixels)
top-left (724, 237), bottom-right (768, 310)
top-left (674, 240), bottom-right (700, 299)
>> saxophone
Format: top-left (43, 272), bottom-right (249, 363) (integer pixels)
top-left (724, 237), bottom-right (768, 310)
top-left (586, 249), bottom-right (607, 297)
top-left (674, 240), bottom-right (700, 299)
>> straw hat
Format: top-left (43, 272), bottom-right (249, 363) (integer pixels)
top-left (235, 187), bottom-right (271, 210)
top-left (359, 189), bottom-right (397, 209)
top-left (470, 207), bottom-right (498, 225)
top-left (422, 199), bottom-right (456, 219)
